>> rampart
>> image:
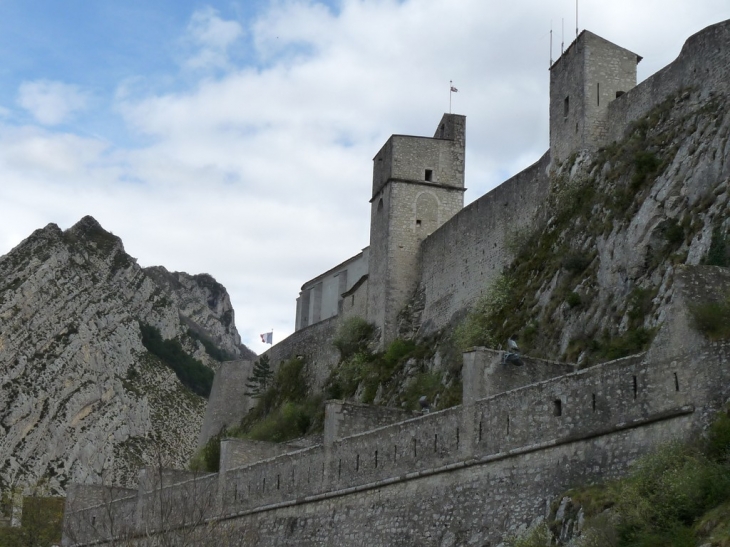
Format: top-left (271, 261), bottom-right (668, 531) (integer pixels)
top-left (63, 267), bottom-right (730, 546)
top-left (604, 20), bottom-right (730, 146)
top-left (417, 152), bottom-right (551, 332)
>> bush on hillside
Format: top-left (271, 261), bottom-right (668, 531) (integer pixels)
top-left (139, 323), bottom-right (214, 398)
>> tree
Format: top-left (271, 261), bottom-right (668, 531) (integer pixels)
top-left (244, 355), bottom-right (273, 397)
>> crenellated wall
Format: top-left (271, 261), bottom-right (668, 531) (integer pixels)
top-left (63, 266), bottom-right (730, 545)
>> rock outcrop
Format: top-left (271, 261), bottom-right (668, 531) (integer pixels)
top-left (0, 216), bottom-right (253, 494)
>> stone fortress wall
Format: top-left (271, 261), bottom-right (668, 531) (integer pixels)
top-left (63, 20), bottom-right (730, 546)
top-left (252, 19), bottom-right (730, 372)
top-left (63, 268), bottom-right (730, 546)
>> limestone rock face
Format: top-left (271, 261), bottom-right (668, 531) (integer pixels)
top-left (0, 216), bottom-right (253, 494)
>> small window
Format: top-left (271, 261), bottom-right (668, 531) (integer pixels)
top-left (553, 399), bottom-right (563, 416)
top-left (564, 96), bottom-right (569, 117)
top-left (425, 169), bottom-right (433, 181)
top-left (377, 198), bottom-right (383, 212)
top-left (416, 219), bottom-right (422, 227)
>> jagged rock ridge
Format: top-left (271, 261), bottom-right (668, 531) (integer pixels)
top-left (0, 216), bottom-right (254, 494)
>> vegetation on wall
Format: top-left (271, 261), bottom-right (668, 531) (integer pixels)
top-left (139, 323), bottom-right (214, 398)
top-left (454, 91), bottom-right (727, 365)
top-left (689, 292), bottom-right (730, 341)
top-left (0, 487), bottom-right (64, 547)
top-left (508, 405), bottom-right (730, 547)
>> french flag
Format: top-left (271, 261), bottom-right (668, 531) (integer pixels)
top-left (260, 332), bottom-right (273, 344)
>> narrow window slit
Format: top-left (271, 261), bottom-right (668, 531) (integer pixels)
top-left (338, 459), bottom-right (341, 479)
top-left (554, 399), bottom-right (562, 417)
top-left (374, 450), bottom-right (378, 468)
top-left (633, 375), bottom-right (638, 399)
top-left (592, 393), bottom-right (596, 412)
top-left (674, 372), bottom-right (680, 392)
top-left (413, 438), bottom-right (417, 458)
top-left (356, 454), bottom-right (360, 472)
top-left (276, 474), bottom-right (280, 490)
top-left (425, 169), bottom-right (433, 181)
top-left (434, 433), bottom-right (438, 453)
top-left (456, 427), bottom-right (460, 448)
top-left (478, 420), bottom-right (482, 442)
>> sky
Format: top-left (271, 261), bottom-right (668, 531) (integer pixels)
top-left (0, 0), bottom-right (728, 354)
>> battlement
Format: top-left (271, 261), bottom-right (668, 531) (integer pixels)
top-left (63, 267), bottom-right (730, 546)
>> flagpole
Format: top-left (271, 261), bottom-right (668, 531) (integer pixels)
top-left (449, 80), bottom-right (452, 114)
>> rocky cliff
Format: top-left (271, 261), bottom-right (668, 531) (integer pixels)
top-left (0, 216), bottom-right (254, 494)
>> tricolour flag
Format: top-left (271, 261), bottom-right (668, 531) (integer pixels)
top-left (260, 332), bottom-right (273, 344)
top-left (450, 86), bottom-right (459, 92)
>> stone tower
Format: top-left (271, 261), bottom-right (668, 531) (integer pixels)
top-left (550, 30), bottom-right (641, 164)
top-left (367, 113), bottom-right (466, 345)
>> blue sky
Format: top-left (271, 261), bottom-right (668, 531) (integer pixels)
top-left (0, 0), bottom-right (729, 354)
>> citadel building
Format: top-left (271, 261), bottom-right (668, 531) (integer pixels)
top-left (63, 20), bottom-right (730, 546)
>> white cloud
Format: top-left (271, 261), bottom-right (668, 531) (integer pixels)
top-left (16, 80), bottom-right (89, 125)
top-left (2, 0), bottom-right (730, 354)
top-left (184, 6), bottom-right (244, 70)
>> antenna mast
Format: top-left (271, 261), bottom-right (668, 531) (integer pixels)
top-left (550, 21), bottom-right (553, 66)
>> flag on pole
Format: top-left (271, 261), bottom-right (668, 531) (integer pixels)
top-left (450, 86), bottom-right (459, 92)
top-left (260, 332), bottom-right (273, 344)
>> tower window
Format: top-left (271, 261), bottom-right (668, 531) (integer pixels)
top-left (553, 399), bottom-right (562, 416)
top-left (377, 198), bottom-right (383, 212)
top-left (416, 219), bottom-right (422, 227)
top-left (564, 96), bottom-right (569, 117)
top-left (424, 169), bottom-right (433, 181)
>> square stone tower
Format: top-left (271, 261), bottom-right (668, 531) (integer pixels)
top-left (550, 30), bottom-right (641, 165)
top-left (367, 113), bottom-right (466, 345)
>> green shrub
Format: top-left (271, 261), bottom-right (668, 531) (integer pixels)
top-left (190, 433), bottom-right (221, 473)
top-left (632, 151), bottom-right (660, 189)
top-left (705, 227), bottom-right (729, 267)
top-left (707, 407), bottom-right (730, 461)
top-left (187, 328), bottom-right (231, 361)
top-left (332, 317), bottom-right (376, 359)
top-left (567, 292), bottom-right (582, 308)
top-left (594, 327), bottom-right (653, 361)
top-left (689, 294), bottom-right (730, 340)
top-left (563, 253), bottom-right (592, 275)
top-left (456, 275), bottom-right (515, 350)
top-left (245, 398), bottom-right (323, 443)
top-left (139, 323), bottom-right (214, 397)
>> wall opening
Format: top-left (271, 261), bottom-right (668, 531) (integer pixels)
top-left (416, 219), bottom-right (422, 227)
top-left (425, 169), bottom-right (433, 181)
top-left (394, 445), bottom-right (397, 462)
top-left (456, 427), bottom-right (460, 448)
top-left (434, 434), bottom-right (438, 453)
top-left (616, 90), bottom-right (625, 98)
top-left (633, 375), bottom-right (638, 399)
top-left (262, 477), bottom-right (266, 492)
top-left (413, 438), bottom-right (417, 458)
top-left (564, 96), bottom-right (570, 117)
top-left (356, 454), bottom-right (360, 472)
top-left (234, 484), bottom-right (237, 501)
top-left (553, 399), bottom-right (563, 417)
top-left (276, 474), bottom-right (280, 490)
top-left (338, 459), bottom-right (341, 479)
top-left (674, 372), bottom-right (680, 392)
top-left (478, 420), bottom-right (482, 442)
top-left (506, 415), bottom-right (510, 435)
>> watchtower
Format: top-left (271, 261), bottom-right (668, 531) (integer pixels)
top-left (367, 113), bottom-right (466, 345)
top-left (550, 30), bottom-right (641, 164)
